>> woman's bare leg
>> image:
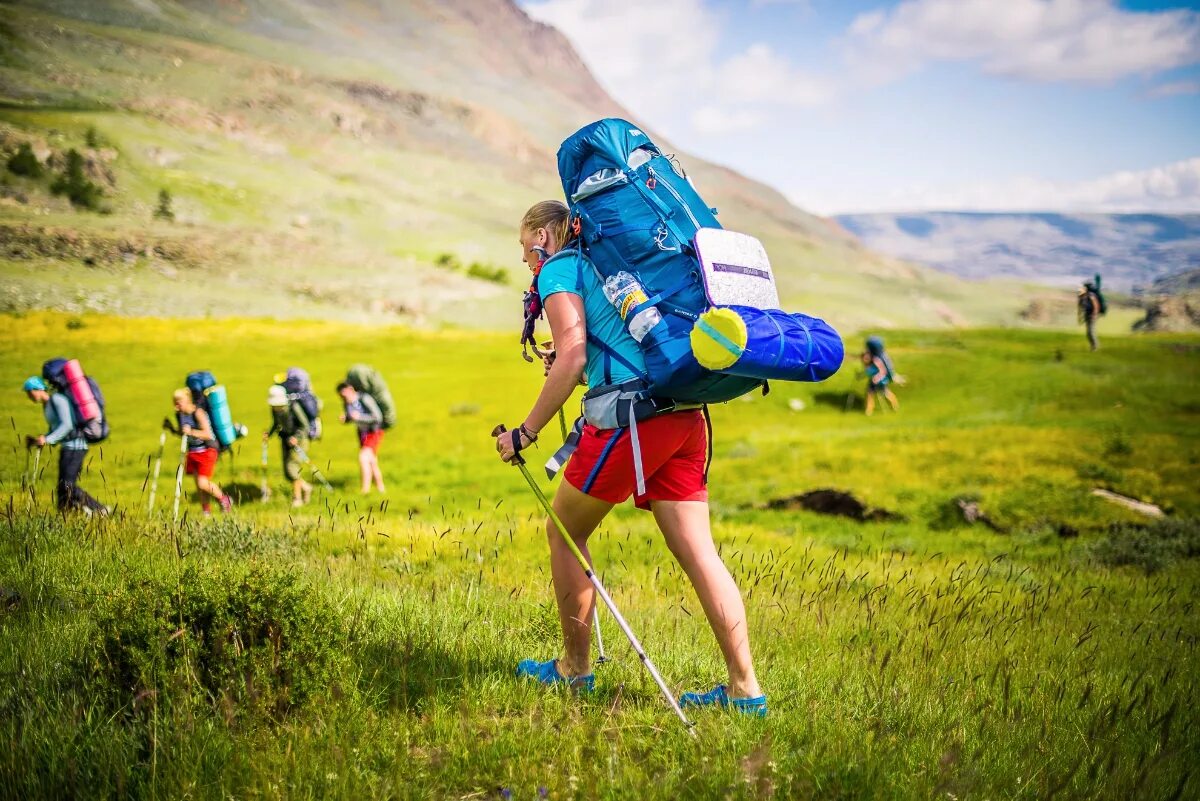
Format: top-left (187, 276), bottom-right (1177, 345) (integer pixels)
top-left (547, 480), bottom-right (613, 678)
top-left (358, 448), bottom-right (372, 493)
top-left (652, 500), bottom-right (762, 699)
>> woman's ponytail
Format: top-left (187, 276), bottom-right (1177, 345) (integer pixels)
top-left (520, 200), bottom-right (574, 249)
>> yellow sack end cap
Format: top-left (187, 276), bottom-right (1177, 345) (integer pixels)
top-left (691, 307), bottom-right (748, 370)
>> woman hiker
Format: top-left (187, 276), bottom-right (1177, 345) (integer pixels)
top-left (493, 200), bottom-right (766, 716)
top-left (166, 388), bottom-right (232, 515)
top-left (264, 384), bottom-right (313, 507)
top-left (337, 381), bottom-right (386, 495)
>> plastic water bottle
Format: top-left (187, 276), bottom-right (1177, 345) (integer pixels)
top-left (603, 271), bottom-right (662, 342)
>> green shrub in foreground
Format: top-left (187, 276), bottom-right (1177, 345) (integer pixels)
top-left (91, 561), bottom-right (348, 720)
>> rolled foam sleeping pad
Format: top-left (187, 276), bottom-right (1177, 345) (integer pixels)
top-left (690, 305), bottom-right (844, 383)
top-left (63, 358), bottom-right (101, 422)
top-left (205, 384), bottom-right (238, 447)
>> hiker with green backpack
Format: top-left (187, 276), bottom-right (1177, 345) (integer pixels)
top-left (339, 365), bottom-right (394, 495)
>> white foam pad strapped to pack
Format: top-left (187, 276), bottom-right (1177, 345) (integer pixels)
top-left (693, 228), bottom-right (780, 310)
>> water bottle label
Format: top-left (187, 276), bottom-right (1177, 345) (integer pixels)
top-left (619, 289), bottom-right (647, 320)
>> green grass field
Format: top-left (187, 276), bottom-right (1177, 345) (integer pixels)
top-left (1, 311), bottom-right (1198, 799)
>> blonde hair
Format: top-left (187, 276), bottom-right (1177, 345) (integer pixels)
top-left (520, 200), bottom-right (573, 250)
top-left (172, 388), bottom-right (191, 405)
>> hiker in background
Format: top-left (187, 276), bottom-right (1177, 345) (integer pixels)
top-left (22, 376), bottom-right (107, 515)
top-left (166, 388), bottom-right (232, 515)
top-left (264, 384), bottom-right (312, 507)
top-left (337, 381), bottom-right (385, 494)
top-left (862, 335), bottom-right (900, 416)
top-left (1078, 274), bottom-right (1106, 351)
top-left (862, 350), bottom-right (899, 416)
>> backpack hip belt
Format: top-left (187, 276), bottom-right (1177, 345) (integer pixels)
top-left (545, 379), bottom-right (702, 495)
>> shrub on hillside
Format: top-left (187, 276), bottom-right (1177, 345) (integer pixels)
top-left (1089, 518), bottom-right (1200, 574)
top-left (468, 261), bottom-right (509, 284)
top-left (91, 562), bottom-right (348, 720)
top-left (6, 142), bottom-right (42, 178)
top-left (50, 148), bottom-right (104, 211)
top-left (434, 252), bottom-right (460, 271)
top-left (154, 188), bottom-right (175, 221)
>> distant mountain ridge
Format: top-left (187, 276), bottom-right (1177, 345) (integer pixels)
top-left (836, 211), bottom-right (1200, 292)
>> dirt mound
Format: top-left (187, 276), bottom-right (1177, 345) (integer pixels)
top-left (764, 489), bottom-right (903, 522)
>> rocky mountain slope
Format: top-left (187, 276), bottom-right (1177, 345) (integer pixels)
top-left (1, 0), bottom-right (1036, 330)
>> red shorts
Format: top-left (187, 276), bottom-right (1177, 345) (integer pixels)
top-left (563, 410), bottom-right (709, 510)
top-left (359, 430), bottom-right (384, 453)
top-left (185, 447), bottom-right (218, 478)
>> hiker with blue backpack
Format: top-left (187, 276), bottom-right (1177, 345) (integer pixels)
top-left (862, 336), bottom-right (899, 416)
top-left (165, 388), bottom-right (233, 515)
top-left (22, 364), bottom-right (109, 515)
top-left (493, 119), bottom-right (843, 721)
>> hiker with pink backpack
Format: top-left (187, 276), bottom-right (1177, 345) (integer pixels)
top-left (22, 358), bottom-right (109, 515)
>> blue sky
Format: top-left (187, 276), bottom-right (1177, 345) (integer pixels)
top-left (523, 0), bottom-right (1200, 214)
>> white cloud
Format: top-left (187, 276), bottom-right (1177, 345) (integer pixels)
top-left (523, 0), bottom-right (833, 135)
top-left (804, 157), bottom-right (1200, 215)
top-left (691, 106), bottom-right (766, 135)
top-left (1148, 80), bottom-right (1200, 98)
top-left (846, 0), bottom-right (1200, 84)
top-left (713, 43), bottom-right (834, 107)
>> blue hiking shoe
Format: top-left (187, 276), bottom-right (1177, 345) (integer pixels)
top-left (516, 658), bottom-right (595, 693)
top-left (678, 684), bottom-right (768, 718)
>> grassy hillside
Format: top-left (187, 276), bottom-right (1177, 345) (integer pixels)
top-left (0, 0), bottom-right (1042, 331)
top-left (1, 312), bottom-right (1197, 798)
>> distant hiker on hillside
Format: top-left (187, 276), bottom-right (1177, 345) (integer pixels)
top-left (22, 376), bottom-right (107, 515)
top-left (264, 384), bottom-right (313, 507)
top-left (165, 388), bottom-right (232, 515)
top-left (337, 381), bottom-right (386, 494)
top-left (1079, 274), bottom-right (1106, 351)
top-left (494, 200), bottom-right (766, 715)
top-left (862, 350), bottom-right (899, 416)
top-left (862, 336), bottom-right (899, 416)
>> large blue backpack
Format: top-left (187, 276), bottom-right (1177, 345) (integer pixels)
top-left (558, 119), bottom-right (841, 404)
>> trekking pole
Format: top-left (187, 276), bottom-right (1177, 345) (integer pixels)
top-left (172, 433), bottom-right (187, 522)
top-left (147, 430), bottom-right (166, 513)
top-left (292, 444), bottom-right (333, 492)
top-left (493, 424), bottom-right (692, 733)
top-left (259, 439), bottom-right (272, 502)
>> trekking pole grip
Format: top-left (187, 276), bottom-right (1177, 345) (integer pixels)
top-left (491, 423), bottom-right (526, 466)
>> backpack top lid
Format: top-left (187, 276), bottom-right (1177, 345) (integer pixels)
top-left (42, 357), bottom-right (69, 388)
top-left (557, 119), bottom-right (658, 201)
top-left (186, 371), bottom-right (216, 395)
top-left (865, 336), bottom-right (886, 357)
top-left (282, 367), bottom-right (311, 395)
